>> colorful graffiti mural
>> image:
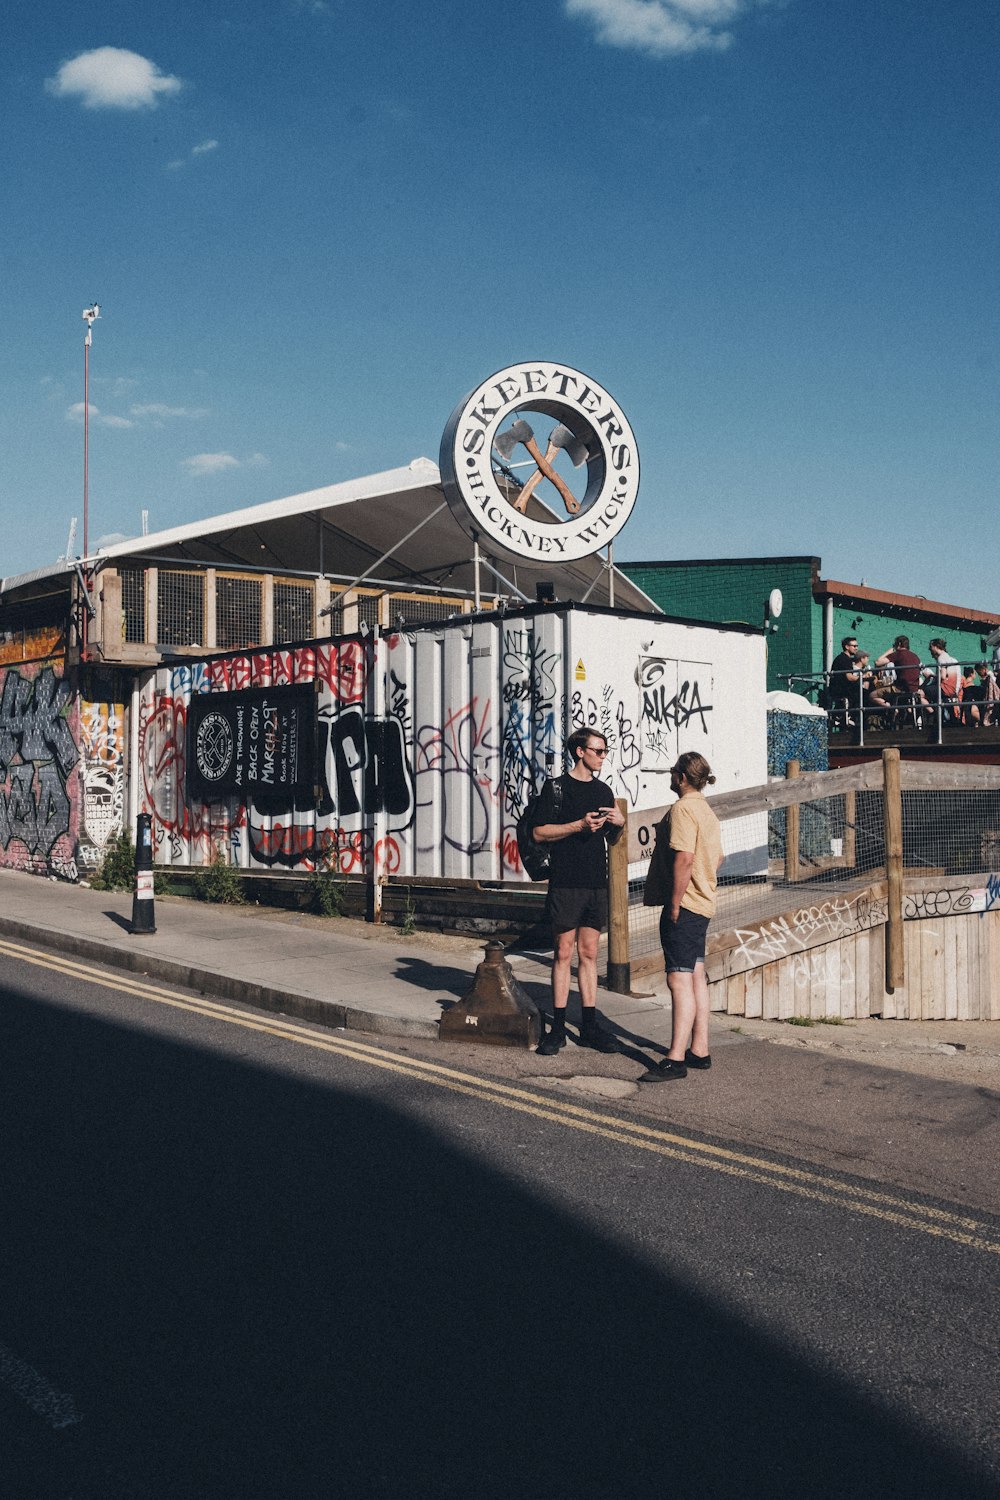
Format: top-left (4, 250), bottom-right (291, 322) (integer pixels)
top-left (78, 697), bottom-right (126, 869)
top-left (132, 615), bottom-right (743, 883)
top-left (0, 663), bottom-right (80, 879)
top-left (138, 639), bottom-right (413, 876)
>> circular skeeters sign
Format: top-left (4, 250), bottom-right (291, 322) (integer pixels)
top-left (439, 361), bottom-right (639, 564)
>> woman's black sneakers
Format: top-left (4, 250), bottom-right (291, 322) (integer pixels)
top-left (638, 1058), bottom-right (688, 1083)
top-left (684, 1049), bottom-right (712, 1069)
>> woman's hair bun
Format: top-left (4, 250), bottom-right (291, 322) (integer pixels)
top-left (707, 774), bottom-right (717, 785)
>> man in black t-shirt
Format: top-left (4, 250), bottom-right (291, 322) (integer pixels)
top-left (531, 729), bottom-right (625, 1056)
top-left (828, 635), bottom-right (861, 728)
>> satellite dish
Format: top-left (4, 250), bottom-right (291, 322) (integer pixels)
top-left (767, 588), bottom-right (783, 620)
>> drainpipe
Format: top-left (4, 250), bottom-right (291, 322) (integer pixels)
top-left (128, 674), bottom-right (142, 834)
top-left (824, 597), bottom-right (833, 674)
top-left (370, 631), bottom-right (386, 923)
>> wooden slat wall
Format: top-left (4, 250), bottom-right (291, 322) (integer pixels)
top-left (708, 910), bottom-right (1000, 1021)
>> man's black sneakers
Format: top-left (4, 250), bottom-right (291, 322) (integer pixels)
top-left (578, 1027), bottom-right (620, 1054)
top-left (537, 1028), bottom-right (567, 1056)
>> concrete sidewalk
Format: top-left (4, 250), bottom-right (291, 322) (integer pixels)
top-left (0, 865), bottom-right (678, 1044)
top-left (2, 867), bottom-right (999, 1084)
top-left (4, 866), bottom-right (1000, 1213)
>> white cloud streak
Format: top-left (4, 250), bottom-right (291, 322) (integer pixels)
top-left (182, 451), bottom-right (268, 476)
top-left (182, 452), bottom-right (241, 476)
top-left (130, 403), bottom-right (209, 421)
top-left (46, 47), bottom-right (182, 110)
top-left (66, 401), bottom-right (133, 429)
top-left (564, 0), bottom-right (763, 56)
top-left (167, 138), bottom-right (221, 172)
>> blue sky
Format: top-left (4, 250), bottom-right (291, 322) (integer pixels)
top-left (3, 1), bottom-right (997, 608)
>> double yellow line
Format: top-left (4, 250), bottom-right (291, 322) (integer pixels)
top-left (3, 935), bottom-right (999, 1257)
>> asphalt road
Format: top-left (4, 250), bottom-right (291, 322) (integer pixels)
top-left (2, 938), bottom-right (999, 1499)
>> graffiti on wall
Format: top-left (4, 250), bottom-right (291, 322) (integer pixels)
top-left (500, 629), bottom-right (560, 871)
top-left (570, 684), bottom-right (642, 805)
top-left (730, 891), bottom-right (886, 970)
top-left (134, 626), bottom-right (729, 883)
top-left (636, 656), bottom-right (712, 771)
top-left (248, 703), bottom-right (414, 868)
top-left (0, 664), bottom-right (80, 878)
top-left (78, 699), bottom-right (125, 869)
top-left (139, 640), bottom-right (415, 876)
top-left (414, 696), bottom-right (499, 859)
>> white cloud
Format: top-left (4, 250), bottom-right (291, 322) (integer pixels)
top-left (66, 401), bottom-right (133, 429)
top-left (182, 451), bottom-right (269, 475)
top-left (130, 403), bottom-right (209, 422)
top-left (564, 0), bottom-right (761, 56)
top-left (46, 47), bottom-right (182, 110)
top-left (182, 452), bottom-right (242, 476)
top-left (167, 139), bottom-right (220, 172)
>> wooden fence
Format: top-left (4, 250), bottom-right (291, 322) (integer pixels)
top-left (617, 753), bottom-right (1000, 1022)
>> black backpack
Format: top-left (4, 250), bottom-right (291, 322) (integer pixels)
top-left (516, 777), bottom-right (563, 882)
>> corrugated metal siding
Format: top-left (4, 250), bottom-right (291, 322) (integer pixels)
top-left (136, 609), bottom-right (766, 880)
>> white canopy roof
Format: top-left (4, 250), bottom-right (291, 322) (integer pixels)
top-left (77, 456), bottom-right (659, 612)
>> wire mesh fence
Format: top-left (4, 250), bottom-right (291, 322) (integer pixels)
top-left (901, 787), bottom-right (1000, 877)
top-left (157, 569), bottom-right (205, 648)
top-left (216, 575), bottom-right (262, 650)
top-left (120, 567), bottom-right (145, 643)
top-left (274, 581), bottom-right (314, 644)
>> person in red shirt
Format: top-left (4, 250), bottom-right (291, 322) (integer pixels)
top-left (875, 635), bottom-right (928, 725)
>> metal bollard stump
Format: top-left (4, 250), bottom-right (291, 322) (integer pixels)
top-left (439, 940), bottom-right (540, 1048)
top-left (130, 812), bottom-right (157, 935)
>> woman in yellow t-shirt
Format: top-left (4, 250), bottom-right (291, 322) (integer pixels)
top-left (640, 752), bottom-right (723, 1084)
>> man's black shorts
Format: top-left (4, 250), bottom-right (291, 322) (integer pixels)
top-left (547, 886), bottom-right (609, 934)
top-left (659, 905), bottom-right (710, 972)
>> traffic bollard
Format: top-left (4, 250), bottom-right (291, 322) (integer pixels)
top-left (130, 812), bottom-right (157, 935)
top-left (439, 940), bottom-right (540, 1048)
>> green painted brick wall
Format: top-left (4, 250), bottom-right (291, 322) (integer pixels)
top-left (829, 605), bottom-right (992, 680)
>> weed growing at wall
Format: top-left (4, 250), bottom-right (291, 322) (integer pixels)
top-left (307, 869), bottom-right (346, 917)
top-left (400, 890), bottom-right (417, 937)
top-left (89, 832), bottom-right (136, 892)
top-left (195, 851), bottom-right (246, 905)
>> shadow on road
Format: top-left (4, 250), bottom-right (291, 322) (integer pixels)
top-left (1, 973), bottom-right (996, 1499)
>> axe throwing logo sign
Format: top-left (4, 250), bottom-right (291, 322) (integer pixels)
top-left (439, 361), bottom-right (639, 564)
top-left (195, 711), bottom-right (235, 784)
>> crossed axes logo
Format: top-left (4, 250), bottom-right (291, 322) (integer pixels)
top-left (493, 419), bottom-right (589, 515)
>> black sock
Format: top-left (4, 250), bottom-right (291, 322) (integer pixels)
top-left (579, 1006), bottom-right (597, 1034)
top-left (550, 1008), bottom-right (567, 1036)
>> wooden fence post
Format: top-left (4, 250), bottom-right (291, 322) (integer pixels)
top-left (843, 789), bottom-right (857, 870)
top-left (883, 747), bottom-right (905, 991)
top-left (784, 760), bottom-right (800, 884)
top-left (606, 798), bottom-right (631, 994)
